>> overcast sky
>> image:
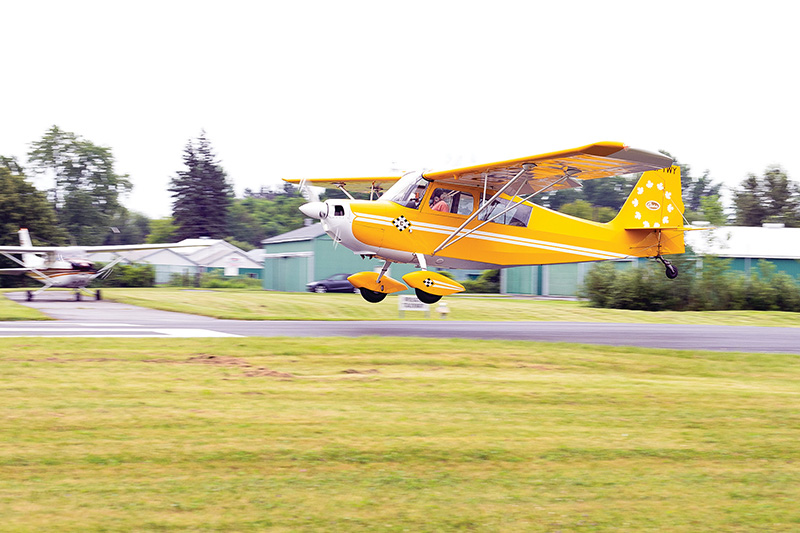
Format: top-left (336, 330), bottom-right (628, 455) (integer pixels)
top-left (3, 1), bottom-right (798, 218)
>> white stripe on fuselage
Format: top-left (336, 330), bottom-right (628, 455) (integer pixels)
top-left (353, 213), bottom-right (630, 261)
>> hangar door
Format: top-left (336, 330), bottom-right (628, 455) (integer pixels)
top-left (263, 252), bottom-right (313, 292)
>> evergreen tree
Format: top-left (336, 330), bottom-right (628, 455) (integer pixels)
top-left (169, 132), bottom-right (233, 240)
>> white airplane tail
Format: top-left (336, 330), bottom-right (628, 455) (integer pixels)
top-left (18, 228), bottom-right (45, 269)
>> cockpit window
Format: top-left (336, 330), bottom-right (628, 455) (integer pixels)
top-left (478, 197), bottom-right (532, 227)
top-left (428, 188), bottom-right (474, 216)
top-left (380, 174), bottom-right (430, 209)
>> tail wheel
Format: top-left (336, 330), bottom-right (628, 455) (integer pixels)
top-left (656, 255), bottom-right (679, 279)
top-left (415, 288), bottom-right (442, 304)
top-left (665, 263), bottom-right (679, 279)
top-left (359, 287), bottom-right (387, 303)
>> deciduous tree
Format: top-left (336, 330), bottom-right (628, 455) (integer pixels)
top-left (27, 125), bottom-right (131, 245)
top-left (0, 160), bottom-right (66, 247)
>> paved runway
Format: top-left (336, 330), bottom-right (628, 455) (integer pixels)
top-left (3, 292), bottom-right (800, 354)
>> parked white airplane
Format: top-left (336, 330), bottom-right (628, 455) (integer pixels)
top-left (0, 228), bottom-right (204, 300)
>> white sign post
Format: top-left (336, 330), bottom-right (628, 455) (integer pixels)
top-left (398, 294), bottom-right (430, 318)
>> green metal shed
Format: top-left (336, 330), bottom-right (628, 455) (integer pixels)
top-left (262, 223), bottom-right (418, 292)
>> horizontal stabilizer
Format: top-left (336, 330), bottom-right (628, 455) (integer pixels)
top-left (0, 268), bottom-right (30, 276)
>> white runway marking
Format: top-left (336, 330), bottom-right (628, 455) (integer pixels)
top-left (0, 326), bottom-right (240, 338)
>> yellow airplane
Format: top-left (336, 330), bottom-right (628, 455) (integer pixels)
top-left (287, 142), bottom-right (685, 304)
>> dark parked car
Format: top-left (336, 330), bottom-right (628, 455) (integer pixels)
top-left (306, 273), bottom-right (358, 293)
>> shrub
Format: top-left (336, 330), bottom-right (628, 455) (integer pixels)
top-left (461, 269), bottom-right (500, 293)
top-left (586, 257), bottom-right (800, 313)
top-left (199, 272), bottom-right (262, 289)
top-left (166, 271), bottom-right (262, 289)
top-left (93, 263), bottom-right (155, 287)
top-left (582, 262), bottom-right (619, 307)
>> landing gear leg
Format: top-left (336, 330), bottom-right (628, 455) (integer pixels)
top-left (26, 290), bottom-right (33, 301)
top-left (96, 290), bottom-right (102, 300)
top-left (656, 255), bottom-right (678, 279)
top-left (357, 260), bottom-right (392, 303)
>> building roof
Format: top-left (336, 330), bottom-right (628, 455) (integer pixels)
top-left (685, 225), bottom-right (800, 259)
top-left (246, 248), bottom-right (265, 264)
top-left (262, 223), bottom-right (327, 245)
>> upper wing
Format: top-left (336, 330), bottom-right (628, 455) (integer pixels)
top-left (0, 245), bottom-right (59, 253)
top-left (422, 142), bottom-right (674, 194)
top-left (283, 176), bottom-right (402, 194)
top-left (0, 242), bottom-right (206, 254)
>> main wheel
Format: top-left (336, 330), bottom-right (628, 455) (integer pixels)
top-left (415, 288), bottom-right (442, 304)
top-left (359, 287), bottom-right (387, 303)
top-left (96, 290), bottom-right (102, 300)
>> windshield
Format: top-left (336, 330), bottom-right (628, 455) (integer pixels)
top-left (380, 173), bottom-right (430, 209)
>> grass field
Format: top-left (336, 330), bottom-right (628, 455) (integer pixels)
top-left (1, 337), bottom-right (799, 531)
top-left (96, 288), bottom-right (800, 327)
top-left (0, 291), bottom-right (51, 321)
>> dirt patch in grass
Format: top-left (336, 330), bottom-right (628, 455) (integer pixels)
top-left (243, 368), bottom-right (294, 378)
top-left (187, 354), bottom-right (252, 367)
top-left (187, 354), bottom-right (294, 378)
top-left (140, 354), bottom-right (296, 378)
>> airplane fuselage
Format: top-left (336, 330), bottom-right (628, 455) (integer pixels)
top-left (25, 265), bottom-right (97, 289)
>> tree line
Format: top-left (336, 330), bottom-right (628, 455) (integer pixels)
top-left (1, 126), bottom-right (308, 251)
top-left (536, 151), bottom-right (800, 228)
top-left (3, 127), bottom-right (800, 254)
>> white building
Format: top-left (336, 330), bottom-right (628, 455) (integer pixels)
top-left (88, 238), bottom-right (263, 284)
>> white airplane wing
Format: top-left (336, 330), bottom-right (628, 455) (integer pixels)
top-left (0, 242), bottom-right (206, 254)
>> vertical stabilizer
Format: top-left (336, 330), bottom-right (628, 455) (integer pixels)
top-left (18, 228), bottom-right (32, 247)
top-left (612, 166), bottom-right (684, 229)
top-left (18, 228), bottom-right (45, 268)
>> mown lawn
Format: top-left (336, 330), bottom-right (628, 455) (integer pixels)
top-left (1, 337), bottom-right (799, 531)
top-left (0, 290), bottom-right (50, 321)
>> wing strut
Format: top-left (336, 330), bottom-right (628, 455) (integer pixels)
top-left (336, 184), bottom-right (355, 200)
top-left (433, 165), bottom-right (533, 254)
top-left (0, 251), bottom-right (56, 295)
top-left (432, 166), bottom-right (577, 255)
